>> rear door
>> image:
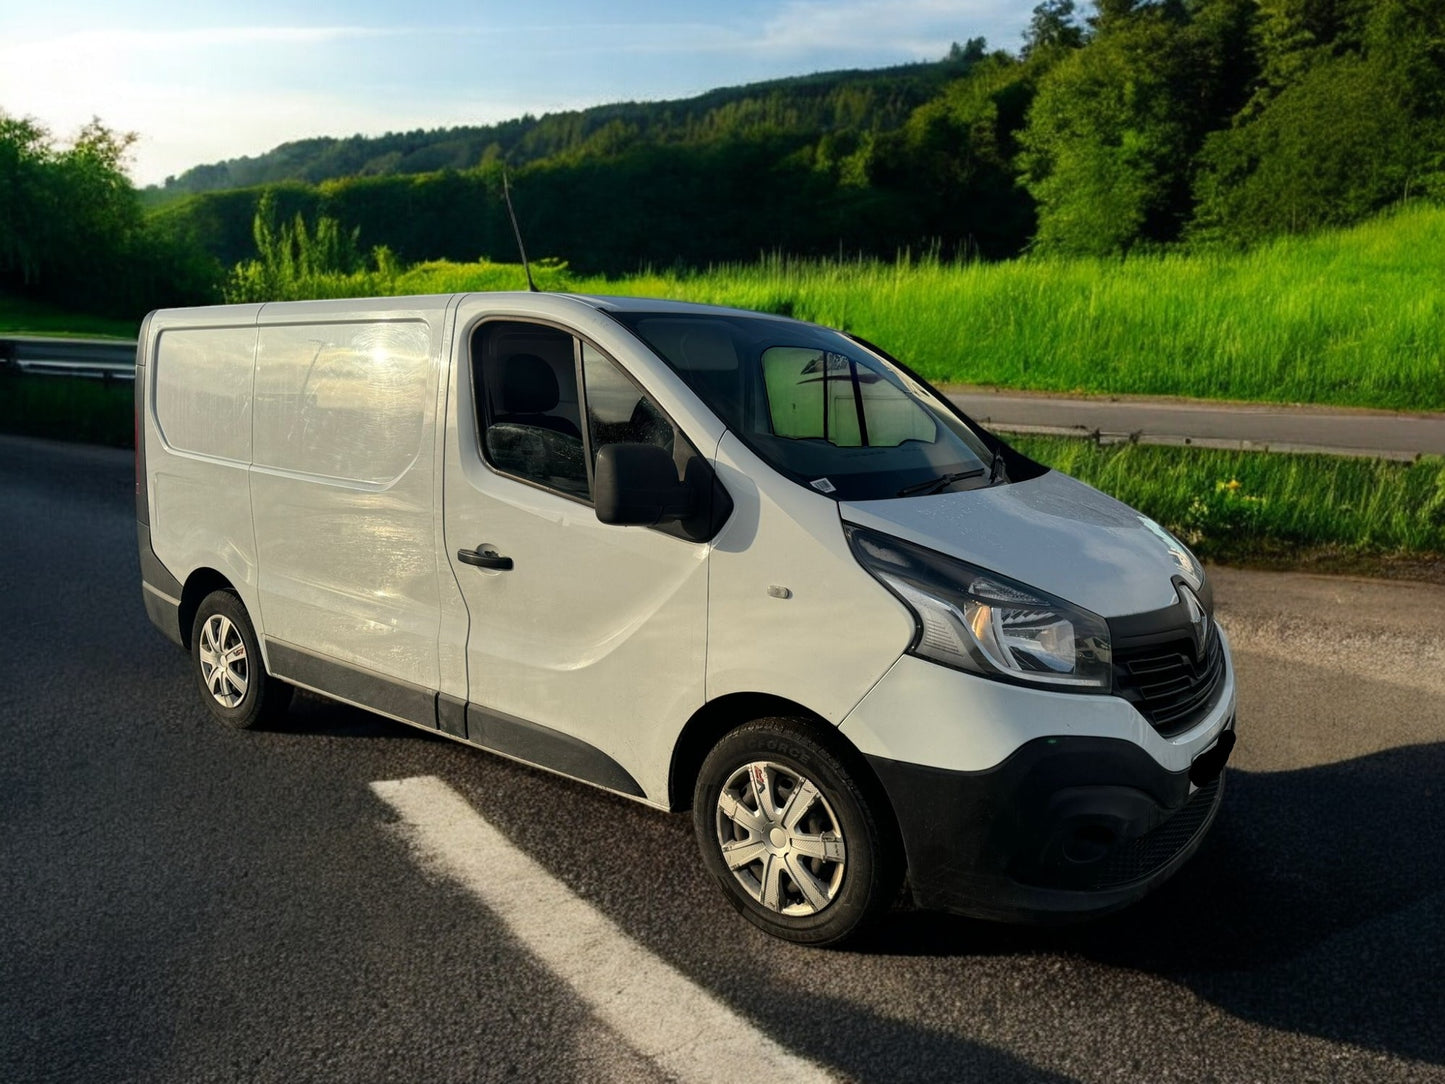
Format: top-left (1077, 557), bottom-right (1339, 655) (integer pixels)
top-left (441, 314), bottom-right (711, 803)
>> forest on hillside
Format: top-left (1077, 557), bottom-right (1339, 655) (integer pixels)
top-left (2, 0), bottom-right (1443, 316)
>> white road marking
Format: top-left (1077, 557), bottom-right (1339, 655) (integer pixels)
top-left (370, 775), bottom-right (834, 1083)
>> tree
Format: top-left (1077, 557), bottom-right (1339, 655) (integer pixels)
top-left (1022, 0), bottom-right (1085, 55)
top-left (1017, 0), bottom-right (1257, 254)
top-left (0, 112), bottom-right (219, 314)
top-left (1018, 8), bottom-right (1199, 253)
top-left (1191, 0), bottom-right (1445, 241)
top-left (875, 55), bottom-right (1042, 257)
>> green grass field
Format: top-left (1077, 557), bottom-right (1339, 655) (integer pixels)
top-left (377, 204), bottom-right (1445, 412)
top-left (7, 203), bottom-right (1443, 571)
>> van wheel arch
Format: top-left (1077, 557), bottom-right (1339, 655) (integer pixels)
top-left (669, 694), bottom-right (894, 823)
top-left (178, 569), bottom-right (238, 651)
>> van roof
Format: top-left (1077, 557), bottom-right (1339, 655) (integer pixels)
top-left (561, 294), bottom-right (801, 323)
top-left (147, 292), bottom-right (807, 328)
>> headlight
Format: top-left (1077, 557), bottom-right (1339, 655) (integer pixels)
top-left (845, 524), bottom-right (1112, 691)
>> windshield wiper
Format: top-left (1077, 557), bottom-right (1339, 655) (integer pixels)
top-left (896, 467), bottom-right (985, 498)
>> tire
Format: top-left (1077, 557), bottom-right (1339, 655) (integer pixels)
top-left (190, 590), bottom-right (292, 730)
top-left (693, 717), bottom-right (901, 946)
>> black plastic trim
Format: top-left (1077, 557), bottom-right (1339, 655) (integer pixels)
top-left (259, 640), bottom-right (644, 797)
top-left (465, 702), bottom-right (645, 798)
top-left (1107, 576), bottom-right (1215, 641)
top-left (141, 581), bottom-right (184, 647)
top-left (1108, 580), bottom-right (1225, 736)
top-left (437, 693), bottom-right (468, 738)
top-left (457, 547), bottom-right (514, 570)
top-left (137, 523), bottom-right (183, 598)
top-left (867, 733), bottom-right (1229, 923)
top-left (137, 521), bottom-right (184, 648)
top-left (265, 640), bottom-right (436, 728)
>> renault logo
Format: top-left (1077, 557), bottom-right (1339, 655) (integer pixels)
top-left (1178, 584), bottom-right (1209, 659)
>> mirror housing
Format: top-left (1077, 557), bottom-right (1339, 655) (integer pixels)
top-left (595, 443), bottom-right (695, 526)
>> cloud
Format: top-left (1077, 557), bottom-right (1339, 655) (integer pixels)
top-left (757, 0), bottom-right (1021, 56)
top-left (525, 0), bottom-right (1021, 60)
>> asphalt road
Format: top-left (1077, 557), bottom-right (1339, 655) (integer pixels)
top-left (948, 388), bottom-right (1445, 460)
top-left (3, 435), bottom-right (1443, 1083)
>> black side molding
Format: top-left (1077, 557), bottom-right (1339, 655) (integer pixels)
top-left (266, 640), bottom-right (437, 728)
top-left (262, 639), bottom-right (646, 799)
top-left (466, 703), bottom-right (645, 798)
top-left (438, 692), bottom-right (468, 739)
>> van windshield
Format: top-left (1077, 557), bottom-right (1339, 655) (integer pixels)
top-left (612, 311), bottom-right (997, 501)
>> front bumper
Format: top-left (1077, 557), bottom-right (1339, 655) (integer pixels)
top-left (838, 631), bottom-right (1236, 921)
top-left (867, 731), bottom-right (1231, 922)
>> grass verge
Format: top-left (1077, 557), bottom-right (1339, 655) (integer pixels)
top-left (1012, 435), bottom-right (1445, 579)
top-left (354, 204), bottom-right (1445, 412)
top-left (0, 293), bottom-right (139, 339)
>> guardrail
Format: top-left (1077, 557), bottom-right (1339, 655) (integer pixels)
top-left (0, 336), bottom-right (137, 381)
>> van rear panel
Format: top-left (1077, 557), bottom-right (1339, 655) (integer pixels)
top-left (142, 307), bottom-right (266, 643)
top-left (249, 315), bottom-right (445, 698)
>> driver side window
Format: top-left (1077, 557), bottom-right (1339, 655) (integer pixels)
top-left (472, 321), bottom-right (589, 501)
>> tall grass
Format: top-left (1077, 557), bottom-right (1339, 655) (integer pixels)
top-left (1015, 436), bottom-right (1445, 559)
top-left (599, 205), bottom-right (1445, 410)
top-left (222, 203), bottom-right (1445, 411)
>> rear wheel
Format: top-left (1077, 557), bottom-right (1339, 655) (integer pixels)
top-left (693, 718), bottom-right (900, 946)
top-left (190, 590), bottom-right (291, 730)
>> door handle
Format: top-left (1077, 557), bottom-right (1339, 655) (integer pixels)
top-left (457, 546), bottom-right (514, 571)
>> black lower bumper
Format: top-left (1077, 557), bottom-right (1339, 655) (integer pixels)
top-left (868, 731), bottom-right (1232, 923)
top-left (138, 521), bottom-right (185, 648)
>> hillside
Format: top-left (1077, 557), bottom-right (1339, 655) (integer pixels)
top-left (9, 0), bottom-right (1439, 321)
top-left (148, 55), bottom-right (976, 198)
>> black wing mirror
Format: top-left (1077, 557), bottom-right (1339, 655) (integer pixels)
top-left (594, 443), bottom-right (695, 526)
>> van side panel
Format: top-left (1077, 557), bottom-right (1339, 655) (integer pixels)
top-left (146, 311), bottom-right (265, 634)
top-left (705, 432), bottom-right (915, 724)
top-left (249, 309), bottom-right (445, 704)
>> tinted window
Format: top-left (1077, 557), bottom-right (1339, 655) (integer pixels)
top-left (472, 321), bottom-right (588, 500)
top-left (615, 312), bottom-right (994, 501)
top-left (582, 342), bottom-right (676, 467)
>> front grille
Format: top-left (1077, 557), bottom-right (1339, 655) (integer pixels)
top-left (1113, 625), bottom-right (1226, 737)
top-left (1088, 774), bottom-right (1223, 890)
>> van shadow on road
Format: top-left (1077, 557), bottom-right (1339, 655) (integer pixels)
top-left (864, 742), bottom-right (1445, 1067)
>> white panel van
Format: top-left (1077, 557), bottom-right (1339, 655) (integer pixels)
top-left (137, 293), bottom-right (1237, 944)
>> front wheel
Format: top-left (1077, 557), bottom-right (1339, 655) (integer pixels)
top-left (190, 590), bottom-right (292, 730)
top-left (693, 718), bottom-right (901, 946)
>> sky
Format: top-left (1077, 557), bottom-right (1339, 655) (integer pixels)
top-left (0, 0), bottom-right (1034, 188)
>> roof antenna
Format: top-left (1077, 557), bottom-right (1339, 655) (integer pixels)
top-left (501, 165), bottom-right (538, 292)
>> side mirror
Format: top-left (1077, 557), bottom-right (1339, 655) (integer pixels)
top-left (595, 443), bottom-right (694, 526)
